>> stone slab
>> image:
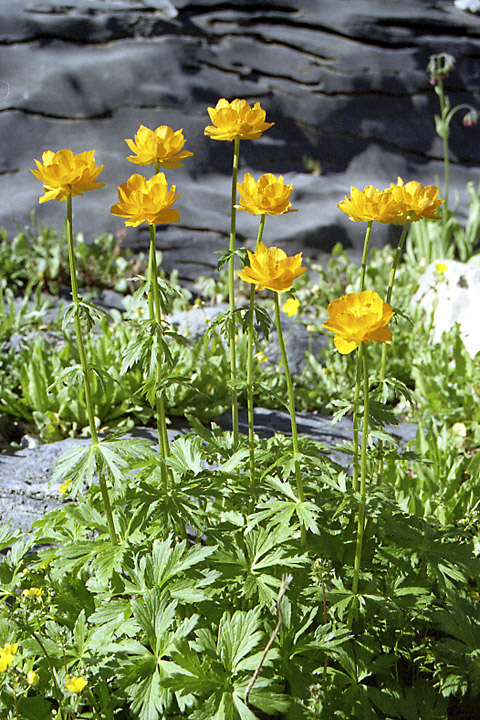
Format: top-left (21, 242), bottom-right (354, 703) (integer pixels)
top-left (1, 0), bottom-right (480, 284)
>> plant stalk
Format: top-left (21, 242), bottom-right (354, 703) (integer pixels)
top-left (65, 195), bottom-right (118, 546)
top-left (228, 136), bottom-right (241, 444)
top-left (348, 343), bottom-right (370, 628)
top-left (273, 292), bottom-right (306, 546)
top-left (359, 220), bottom-right (373, 292)
top-left (148, 224), bottom-right (172, 490)
top-left (246, 214), bottom-right (266, 488)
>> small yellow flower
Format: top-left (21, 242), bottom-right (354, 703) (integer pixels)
top-left (236, 173), bottom-right (298, 216)
top-left (283, 298), bottom-right (300, 317)
top-left (125, 125), bottom-right (194, 168)
top-left (435, 262), bottom-right (449, 274)
top-left (27, 670), bottom-right (40, 687)
top-left (31, 149), bottom-right (105, 203)
top-left (337, 185), bottom-right (399, 223)
top-left (22, 587), bottom-right (44, 598)
top-left (452, 422), bottom-right (467, 437)
top-left (306, 324), bottom-right (316, 333)
top-left (0, 643), bottom-right (18, 673)
top-left (255, 351), bottom-right (268, 363)
top-left (389, 177), bottom-right (443, 222)
top-left (239, 242), bottom-right (306, 293)
top-left (204, 98), bottom-right (274, 141)
top-left (110, 173), bottom-right (180, 227)
top-left (59, 478), bottom-right (71, 495)
top-left (65, 675), bottom-right (88, 693)
top-left (323, 290), bottom-right (394, 354)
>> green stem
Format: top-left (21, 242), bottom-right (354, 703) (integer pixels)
top-left (246, 215), bottom-right (267, 488)
top-left (379, 219), bottom-right (411, 384)
top-left (348, 343), bottom-right (370, 628)
top-left (273, 292), bottom-right (306, 546)
top-left (351, 350), bottom-right (363, 492)
top-left (437, 77), bottom-right (450, 214)
top-left (228, 136), bottom-right (241, 444)
top-left (359, 221), bottom-right (373, 292)
top-left (352, 220), bottom-right (373, 491)
top-left (31, 630), bottom-right (61, 698)
top-left (148, 224), bottom-right (172, 490)
top-left (65, 195), bottom-right (118, 546)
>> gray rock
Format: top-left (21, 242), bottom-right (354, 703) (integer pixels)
top-left (413, 258), bottom-right (480, 357)
top-left (0, 409), bottom-right (417, 532)
top-left (1, 0), bottom-right (480, 284)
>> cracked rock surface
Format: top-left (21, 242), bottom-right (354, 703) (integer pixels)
top-left (1, 0), bottom-right (480, 282)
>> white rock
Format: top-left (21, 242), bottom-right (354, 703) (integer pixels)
top-left (454, 0), bottom-right (480, 12)
top-left (413, 259), bottom-right (480, 358)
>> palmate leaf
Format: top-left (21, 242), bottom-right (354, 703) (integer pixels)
top-left (169, 610), bottom-right (287, 720)
top-left (166, 435), bottom-right (204, 475)
top-left (218, 608), bottom-right (263, 673)
top-left (123, 537), bottom-right (217, 600)
top-left (121, 590), bottom-right (198, 720)
top-left (51, 443), bottom-right (96, 493)
top-left (214, 529), bottom-right (306, 607)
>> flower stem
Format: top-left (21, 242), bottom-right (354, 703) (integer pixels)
top-left (352, 220), bottom-right (372, 491)
top-left (351, 350), bottom-right (363, 492)
top-left (273, 292), bottom-right (306, 546)
top-left (348, 343), bottom-right (370, 628)
top-left (246, 215), bottom-right (266, 488)
top-left (359, 221), bottom-right (373, 292)
top-left (65, 195), bottom-right (118, 546)
top-left (379, 219), bottom-right (411, 384)
top-left (436, 76), bottom-right (450, 214)
top-left (228, 136), bottom-right (241, 445)
top-left (148, 224), bottom-right (172, 490)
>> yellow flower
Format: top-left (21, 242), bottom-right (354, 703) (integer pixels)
top-left (59, 478), bottom-right (71, 495)
top-left (236, 173), bottom-right (298, 216)
top-left (125, 125), bottom-right (194, 168)
top-left (255, 351), bottom-right (268, 363)
top-left (31, 149), bottom-right (105, 203)
top-left (204, 98), bottom-right (274, 141)
top-left (65, 675), bottom-right (88, 693)
top-left (389, 177), bottom-right (443, 222)
top-left (322, 290), bottom-right (394, 354)
top-left (0, 643), bottom-right (18, 673)
top-left (238, 242), bottom-right (306, 293)
top-left (452, 422), bottom-right (467, 437)
top-left (337, 185), bottom-right (400, 223)
top-left (22, 587), bottom-right (44, 598)
top-left (110, 173), bottom-right (180, 227)
top-left (435, 262), bottom-right (449, 274)
top-left (283, 298), bottom-right (300, 317)
top-left (338, 179), bottom-right (443, 224)
top-left (27, 670), bottom-right (40, 687)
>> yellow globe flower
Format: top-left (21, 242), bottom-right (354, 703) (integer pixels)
top-left (337, 185), bottom-right (400, 223)
top-left (236, 173), bottom-right (298, 216)
top-left (110, 173), bottom-right (180, 227)
top-left (22, 587), bottom-right (44, 598)
top-left (125, 125), bottom-right (194, 168)
top-left (27, 670), bottom-right (40, 687)
top-left (283, 297), bottom-right (300, 316)
top-left (31, 149), bottom-right (105, 203)
top-left (0, 643), bottom-right (18, 673)
top-left (323, 290), bottom-right (394, 354)
top-left (204, 98), bottom-right (274, 141)
top-left (389, 177), bottom-right (443, 222)
top-left (238, 242), bottom-right (306, 293)
top-left (65, 675), bottom-right (88, 694)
